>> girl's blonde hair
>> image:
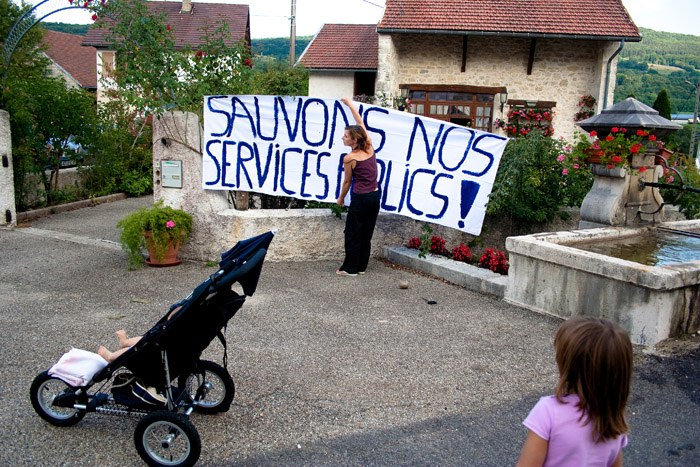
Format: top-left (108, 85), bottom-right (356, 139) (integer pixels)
top-left (345, 125), bottom-right (369, 152)
top-left (554, 316), bottom-right (633, 442)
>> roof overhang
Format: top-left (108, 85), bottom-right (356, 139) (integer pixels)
top-left (376, 28), bottom-right (642, 42)
top-left (306, 68), bottom-right (377, 72)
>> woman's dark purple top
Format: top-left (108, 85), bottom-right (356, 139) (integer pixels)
top-left (352, 153), bottom-right (378, 194)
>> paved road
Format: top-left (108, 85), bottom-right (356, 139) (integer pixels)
top-left (0, 197), bottom-right (698, 466)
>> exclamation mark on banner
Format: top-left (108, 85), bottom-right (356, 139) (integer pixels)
top-left (458, 180), bottom-right (480, 229)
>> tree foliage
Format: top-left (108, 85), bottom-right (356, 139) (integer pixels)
top-left (1, 0), bottom-right (97, 209)
top-left (91, 0), bottom-right (307, 131)
top-left (616, 28), bottom-right (700, 116)
top-left (653, 88), bottom-right (673, 120)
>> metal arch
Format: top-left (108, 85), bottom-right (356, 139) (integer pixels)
top-left (2, 0), bottom-right (90, 88)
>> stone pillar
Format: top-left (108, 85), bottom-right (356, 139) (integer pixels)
top-left (152, 111), bottom-right (231, 260)
top-left (0, 110), bottom-right (16, 227)
top-left (579, 165), bottom-right (630, 229)
top-left (627, 147), bottom-right (664, 224)
top-left (579, 147), bottom-right (664, 229)
top-left (376, 33), bottom-right (400, 96)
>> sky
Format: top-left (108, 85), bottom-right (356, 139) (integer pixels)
top-left (25, 0), bottom-right (700, 39)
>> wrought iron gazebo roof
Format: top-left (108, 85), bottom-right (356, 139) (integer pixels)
top-left (577, 97), bottom-right (683, 138)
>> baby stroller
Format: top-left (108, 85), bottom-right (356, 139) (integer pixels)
top-left (30, 231), bottom-right (275, 467)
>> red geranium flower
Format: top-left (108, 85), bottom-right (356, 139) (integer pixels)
top-left (590, 130), bottom-right (597, 137)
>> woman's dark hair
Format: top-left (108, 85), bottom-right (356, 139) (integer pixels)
top-left (345, 125), bottom-right (369, 151)
top-left (554, 316), bottom-right (633, 443)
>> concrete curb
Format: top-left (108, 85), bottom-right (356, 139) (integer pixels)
top-left (383, 246), bottom-right (508, 298)
top-left (17, 193), bottom-right (127, 222)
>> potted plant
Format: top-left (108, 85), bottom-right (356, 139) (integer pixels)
top-left (117, 201), bottom-right (193, 269)
top-left (567, 128), bottom-right (658, 172)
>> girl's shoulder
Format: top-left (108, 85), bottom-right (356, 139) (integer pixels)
top-left (354, 148), bottom-right (375, 162)
top-left (537, 394), bottom-right (579, 408)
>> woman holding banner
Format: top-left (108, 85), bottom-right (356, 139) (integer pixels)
top-left (336, 98), bottom-right (381, 277)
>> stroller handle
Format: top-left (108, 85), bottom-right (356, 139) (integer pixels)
top-left (212, 248), bottom-right (267, 292)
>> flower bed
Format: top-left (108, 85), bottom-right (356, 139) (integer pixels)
top-left (406, 232), bottom-right (508, 275)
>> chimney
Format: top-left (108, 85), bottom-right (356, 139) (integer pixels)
top-left (181, 0), bottom-right (192, 14)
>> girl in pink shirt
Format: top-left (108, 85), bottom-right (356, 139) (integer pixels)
top-left (517, 317), bottom-right (633, 467)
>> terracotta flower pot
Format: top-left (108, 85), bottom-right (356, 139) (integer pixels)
top-left (143, 231), bottom-right (182, 267)
top-left (655, 147), bottom-right (674, 167)
top-left (583, 148), bottom-right (603, 164)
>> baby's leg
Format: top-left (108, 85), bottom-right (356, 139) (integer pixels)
top-left (98, 346), bottom-right (130, 363)
top-left (116, 330), bottom-right (142, 348)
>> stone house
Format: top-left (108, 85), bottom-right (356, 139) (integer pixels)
top-left (81, 0), bottom-right (250, 103)
top-left (298, 0), bottom-right (641, 141)
top-left (41, 30), bottom-right (97, 92)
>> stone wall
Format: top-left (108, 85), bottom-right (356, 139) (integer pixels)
top-left (45, 56), bottom-right (81, 90)
top-left (20, 168), bottom-right (87, 208)
top-left (376, 34), bottom-right (399, 95)
top-left (378, 33), bottom-right (620, 142)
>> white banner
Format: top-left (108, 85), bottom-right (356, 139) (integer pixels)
top-left (203, 95), bottom-right (507, 235)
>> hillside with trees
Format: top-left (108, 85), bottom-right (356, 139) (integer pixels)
top-left (41, 22), bottom-right (90, 35)
top-left (251, 36), bottom-right (312, 68)
top-left (616, 27), bottom-right (700, 115)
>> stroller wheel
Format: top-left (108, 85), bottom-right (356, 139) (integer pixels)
top-left (177, 360), bottom-right (234, 414)
top-left (134, 410), bottom-right (201, 467)
top-left (30, 371), bottom-right (87, 427)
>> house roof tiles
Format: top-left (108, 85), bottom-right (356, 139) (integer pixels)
top-left (297, 24), bottom-right (378, 70)
top-left (378, 0), bottom-right (641, 40)
top-left (42, 30), bottom-right (97, 89)
top-left (82, 1), bottom-right (249, 49)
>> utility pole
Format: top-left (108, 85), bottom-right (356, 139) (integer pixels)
top-left (686, 80), bottom-right (700, 160)
top-left (289, 0), bottom-right (296, 67)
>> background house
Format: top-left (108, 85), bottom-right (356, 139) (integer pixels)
top-left (41, 30), bottom-right (97, 92)
top-left (298, 0), bottom-right (641, 140)
top-left (297, 24), bottom-right (378, 98)
top-left (81, 0), bottom-right (250, 103)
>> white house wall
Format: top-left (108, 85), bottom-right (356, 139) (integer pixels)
top-left (378, 33), bottom-right (620, 142)
top-left (95, 50), bottom-right (116, 105)
top-left (308, 71), bottom-right (355, 98)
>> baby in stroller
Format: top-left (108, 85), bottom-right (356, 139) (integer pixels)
top-left (30, 231), bottom-right (275, 467)
top-left (98, 329), bottom-right (144, 363)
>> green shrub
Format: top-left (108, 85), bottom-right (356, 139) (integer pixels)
top-left (487, 129), bottom-right (591, 227)
top-left (659, 154), bottom-right (700, 219)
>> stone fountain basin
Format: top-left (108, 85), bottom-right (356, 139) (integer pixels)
top-left (505, 220), bottom-right (700, 346)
